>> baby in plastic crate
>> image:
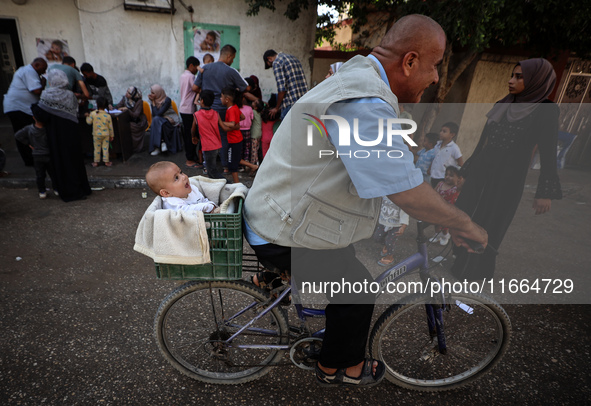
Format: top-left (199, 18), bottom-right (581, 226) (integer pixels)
top-left (146, 161), bottom-right (220, 213)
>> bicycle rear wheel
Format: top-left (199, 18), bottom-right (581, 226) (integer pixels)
top-left (370, 293), bottom-right (511, 391)
top-left (155, 280), bottom-right (289, 384)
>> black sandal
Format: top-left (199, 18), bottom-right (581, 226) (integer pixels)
top-left (315, 359), bottom-right (386, 388)
top-left (251, 271), bottom-right (291, 305)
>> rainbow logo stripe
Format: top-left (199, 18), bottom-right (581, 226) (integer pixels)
top-left (303, 113), bottom-right (328, 138)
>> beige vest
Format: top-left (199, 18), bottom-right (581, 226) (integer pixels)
top-left (244, 55), bottom-right (400, 249)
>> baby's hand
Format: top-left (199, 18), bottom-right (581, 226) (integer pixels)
top-left (110, 137), bottom-right (114, 141)
top-left (84, 112), bottom-right (89, 117)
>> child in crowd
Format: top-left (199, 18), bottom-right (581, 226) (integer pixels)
top-left (415, 132), bottom-right (439, 183)
top-left (260, 95), bottom-right (279, 159)
top-left (239, 87), bottom-right (254, 170)
top-left (250, 99), bottom-right (264, 165)
top-left (197, 53), bottom-right (215, 74)
top-left (85, 96), bottom-right (114, 167)
top-left (430, 166), bottom-right (463, 246)
top-left (192, 90), bottom-right (224, 179)
top-left (14, 104), bottom-right (57, 199)
top-left (429, 121), bottom-right (463, 188)
top-left (145, 161), bottom-right (218, 213)
top-left (373, 197), bottom-right (409, 266)
top-left (218, 87), bottom-right (258, 183)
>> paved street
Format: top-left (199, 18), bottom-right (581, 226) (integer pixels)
top-left (1, 165), bottom-right (590, 405)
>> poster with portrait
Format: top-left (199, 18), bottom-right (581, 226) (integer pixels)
top-left (36, 38), bottom-right (70, 65)
top-left (193, 29), bottom-right (221, 65)
top-left (183, 22), bottom-right (241, 70)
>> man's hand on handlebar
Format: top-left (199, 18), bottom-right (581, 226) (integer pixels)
top-left (450, 222), bottom-right (488, 254)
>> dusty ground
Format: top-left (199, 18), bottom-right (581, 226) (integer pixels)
top-left (0, 168), bottom-right (590, 405)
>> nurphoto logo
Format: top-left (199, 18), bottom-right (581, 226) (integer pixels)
top-left (303, 114), bottom-right (418, 159)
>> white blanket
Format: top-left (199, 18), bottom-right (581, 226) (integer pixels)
top-left (133, 176), bottom-right (247, 265)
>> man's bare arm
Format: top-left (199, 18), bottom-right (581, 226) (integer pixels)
top-left (388, 182), bottom-right (487, 252)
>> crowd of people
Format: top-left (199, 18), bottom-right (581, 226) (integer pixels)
top-left (4, 14), bottom-right (563, 388)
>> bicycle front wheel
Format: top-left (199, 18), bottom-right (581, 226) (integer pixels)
top-left (155, 280), bottom-right (289, 384)
top-left (370, 293), bottom-right (511, 391)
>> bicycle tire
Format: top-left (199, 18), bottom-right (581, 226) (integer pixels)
top-left (154, 280), bottom-right (289, 384)
top-left (369, 292), bottom-right (511, 391)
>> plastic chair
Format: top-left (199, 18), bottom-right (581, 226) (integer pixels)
top-left (143, 101), bottom-right (152, 131)
top-left (171, 100), bottom-right (179, 115)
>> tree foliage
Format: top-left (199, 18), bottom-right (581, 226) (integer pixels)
top-left (244, 0), bottom-right (590, 140)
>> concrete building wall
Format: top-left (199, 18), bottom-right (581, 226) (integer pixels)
top-left (1, 0), bottom-right (86, 65)
top-left (1, 0), bottom-right (316, 105)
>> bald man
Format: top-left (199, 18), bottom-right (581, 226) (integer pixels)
top-left (3, 57), bottom-right (48, 166)
top-left (243, 15), bottom-right (487, 387)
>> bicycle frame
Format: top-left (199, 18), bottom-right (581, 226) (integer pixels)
top-left (223, 221), bottom-right (450, 354)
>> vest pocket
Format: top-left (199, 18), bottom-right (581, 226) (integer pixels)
top-left (291, 196), bottom-right (360, 249)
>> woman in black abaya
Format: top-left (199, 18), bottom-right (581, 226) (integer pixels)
top-left (452, 58), bottom-right (562, 280)
top-left (37, 69), bottom-right (91, 202)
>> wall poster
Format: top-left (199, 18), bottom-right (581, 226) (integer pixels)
top-left (183, 22), bottom-right (240, 70)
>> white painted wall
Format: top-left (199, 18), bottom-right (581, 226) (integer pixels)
top-left (2, 0), bottom-right (316, 105)
top-left (1, 0), bottom-right (86, 65)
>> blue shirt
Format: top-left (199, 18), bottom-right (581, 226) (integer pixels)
top-left (194, 62), bottom-right (248, 111)
top-left (415, 148), bottom-right (437, 176)
top-left (323, 55), bottom-right (423, 199)
top-left (3, 65), bottom-right (42, 115)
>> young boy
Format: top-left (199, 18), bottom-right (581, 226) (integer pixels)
top-left (414, 132), bottom-right (439, 183)
top-left (218, 87), bottom-right (258, 183)
top-left (180, 56), bottom-right (201, 168)
top-left (429, 121), bottom-right (464, 188)
top-left (145, 161), bottom-right (218, 213)
top-left (14, 104), bottom-right (57, 199)
top-left (192, 90), bottom-right (223, 179)
top-left (85, 96), bottom-right (114, 167)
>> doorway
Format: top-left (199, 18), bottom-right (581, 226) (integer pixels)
top-left (0, 18), bottom-right (24, 115)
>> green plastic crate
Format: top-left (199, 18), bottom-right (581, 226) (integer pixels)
top-left (155, 199), bottom-right (243, 280)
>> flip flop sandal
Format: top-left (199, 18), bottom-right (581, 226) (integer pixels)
top-left (377, 257), bottom-right (395, 267)
top-left (380, 247), bottom-right (389, 257)
top-left (315, 358), bottom-right (386, 388)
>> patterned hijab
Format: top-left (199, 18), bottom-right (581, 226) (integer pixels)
top-left (487, 58), bottom-right (557, 123)
top-left (125, 86), bottom-right (142, 109)
top-left (39, 69), bottom-right (79, 122)
top-left (150, 84), bottom-right (167, 108)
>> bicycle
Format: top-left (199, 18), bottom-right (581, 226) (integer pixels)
top-left (153, 215), bottom-right (511, 391)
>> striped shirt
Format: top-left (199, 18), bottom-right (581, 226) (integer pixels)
top-left (272, 53), bottom-right (308, 111)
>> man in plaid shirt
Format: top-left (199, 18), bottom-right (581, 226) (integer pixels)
top-left (263, 50), bottom-right (308, 120)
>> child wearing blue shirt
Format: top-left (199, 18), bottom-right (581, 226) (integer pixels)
top-left (415, 132), bottom-right (438, 183)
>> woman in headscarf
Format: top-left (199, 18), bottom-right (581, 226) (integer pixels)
top-left (148, 84), bottom-right (181, 156)
top-left (37, 69), bottom-right (91, 202)
top-left (116, 86), bottom-right (148, 153)
top-left (452, 58), bottom-right (562, 280)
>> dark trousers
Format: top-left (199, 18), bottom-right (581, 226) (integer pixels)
top-left (250, 243), bottom-right (375, 369)
top-left (33, 155), bottom-right (56, 193)
top-left (203, 149), bottom-right (224, 179)
top-left (180, 113), bottom-right (198, 162)
top-left (7, 111), bottom-right (34, 166)
top-left (214, 108), bottom-right (228, 168)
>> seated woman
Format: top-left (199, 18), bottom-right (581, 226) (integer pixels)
top-left (116, 86), bottom-right (148, 153)
top-left (148, 84), bottom-right (182, 156)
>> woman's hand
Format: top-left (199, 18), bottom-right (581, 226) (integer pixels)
top-left (533, 198), bottom-right (551, 215)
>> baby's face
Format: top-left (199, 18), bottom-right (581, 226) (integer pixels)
top-left (50, 43), bottom-right (62, 53)
top-left (161, 165), bottom-right (191, 198)
top-left (205, 34), bottom-right (215, 46)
